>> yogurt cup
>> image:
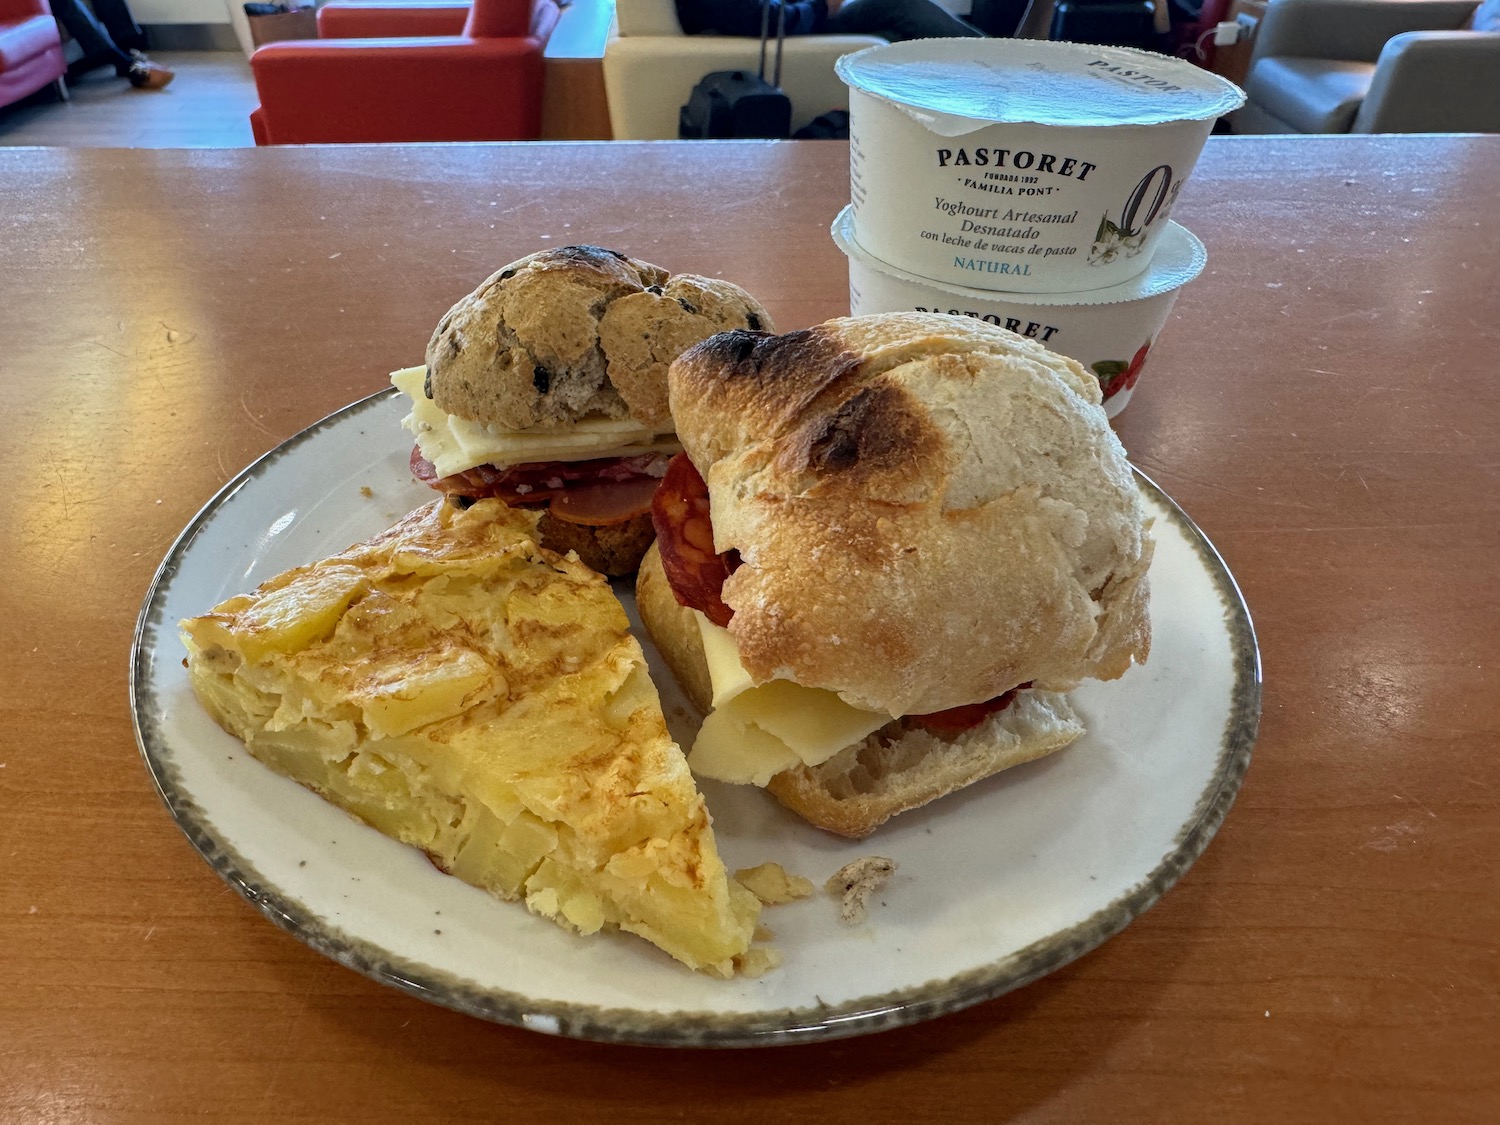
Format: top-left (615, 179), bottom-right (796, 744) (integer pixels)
top-left (832, 205), bottom-right (1207, 417)
top-left (836, 39), bottom-right (1242, 294)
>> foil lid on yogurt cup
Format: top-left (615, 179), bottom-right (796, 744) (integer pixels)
top-left (836, 39), bottom-right (1240, 293)
top-left (835, 39), bottom-right (1245, 137)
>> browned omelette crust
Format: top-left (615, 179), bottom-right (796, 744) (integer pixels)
top-left (426, 245), bottom-right (773, 431)
top-left (667, 312), bottom-right (1154, 717)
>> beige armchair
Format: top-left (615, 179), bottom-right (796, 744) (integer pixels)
top-left (602, 0), bottom-right (885, 139)
top-left (1231, 0), bottom-right (1500, 133)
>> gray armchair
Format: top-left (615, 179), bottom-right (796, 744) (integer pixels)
top-left (1231, 0), bottom-right (1500, 133)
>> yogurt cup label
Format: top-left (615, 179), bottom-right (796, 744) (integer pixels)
top-left (833, 206), bottom-right (1208, 417)
top-left (839, 40), bottom-right (1243, 294)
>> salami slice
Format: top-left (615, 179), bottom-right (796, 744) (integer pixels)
top-left (651, 453), bottom-right (738, 627)
top-left (909, 684), bottom-right (1029, 734)
top-left (547, 476), bottom-right (662, 527)
top-left (411, 448), bottom-right (668, 522)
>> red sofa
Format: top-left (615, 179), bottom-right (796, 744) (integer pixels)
top-left (250, 0), bottom-right (559, 144)
top-left (0, 0), bottom-right (65, 113)
top-left (316, 0), bottom-right (471, 38)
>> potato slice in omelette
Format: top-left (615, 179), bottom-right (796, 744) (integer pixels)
top-left (180, 498), bottom-right (760, 976)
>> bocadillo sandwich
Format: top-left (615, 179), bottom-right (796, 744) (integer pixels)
top-left (636, 312), bottom-right (1154, 837)
top-left (393, 244), bottom-right (773, 575)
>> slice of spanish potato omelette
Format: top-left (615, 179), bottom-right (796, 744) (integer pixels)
top-left (180, 497), bottom-right (760, 976)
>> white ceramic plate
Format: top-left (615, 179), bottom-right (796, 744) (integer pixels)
top-left (131, 389), bottom-right (1260, 1048)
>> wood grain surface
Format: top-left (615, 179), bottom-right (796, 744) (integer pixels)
top-left (1, 137), bottom-right (1496, 1124)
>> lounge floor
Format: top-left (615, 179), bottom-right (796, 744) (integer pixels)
top-left (0, 50), bottom-right (258, 148)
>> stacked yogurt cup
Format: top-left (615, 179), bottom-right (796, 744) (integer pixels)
top-left (832, 39), bottom-right (1245, 417)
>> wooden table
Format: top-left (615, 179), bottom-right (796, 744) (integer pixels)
top-left (2, 137), bottom-right (1496, 1123)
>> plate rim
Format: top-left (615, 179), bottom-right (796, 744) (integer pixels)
top-left (130, 388), bottom-right (1262, 1049)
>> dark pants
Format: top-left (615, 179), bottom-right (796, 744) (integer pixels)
top-left (52, 0), bottom-right (147, 74)
top-left (968, 0), bottom-right (1031, 35)
top-left (825, 0), bottom-right (984, 40)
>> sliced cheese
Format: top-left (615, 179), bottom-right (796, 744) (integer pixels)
top-left (697, 613), bottom-right (757, 709)
top-left (390, 366), bottom-right (680, 478)
top-left (686, 613), bottom-right (891, 786)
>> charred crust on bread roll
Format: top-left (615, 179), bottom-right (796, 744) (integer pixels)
top-left (636, 312), bottom-right (1153, 838)
top-left (392, 245), bottom-right (773, 576)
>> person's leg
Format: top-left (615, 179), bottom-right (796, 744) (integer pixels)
top-left (825, 0), bottom-right (984, 40)
top-left (50, 0), bottom-right (135, 74)
top-left (87, 0), bottom-right (149, 54)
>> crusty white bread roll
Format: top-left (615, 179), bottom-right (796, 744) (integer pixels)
top-left (765, 693), bottom-right (1085, 839)
top-left (669, 312), bottom-right (1154, 717)
top-left (638, 312), bottom-right (1154, 837)
top-left (637, 543), bottom-right (1086, 838)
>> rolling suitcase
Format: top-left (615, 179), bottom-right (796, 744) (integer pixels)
top-left (678, 1), bottom-right (793, 140)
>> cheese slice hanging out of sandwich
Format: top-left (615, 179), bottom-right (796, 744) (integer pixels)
top-left (635, 312), bottom-right (1156, 839)
top-left (393, 244), bottom-right (774, 576)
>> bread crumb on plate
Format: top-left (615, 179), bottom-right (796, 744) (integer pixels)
top-left (826, 857), bottom-right (897, 926)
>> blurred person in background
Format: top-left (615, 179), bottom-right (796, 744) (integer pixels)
top-left (675, 0), bottom-right (985, 42)
top-left (52, 0), bottom-right (174, 89)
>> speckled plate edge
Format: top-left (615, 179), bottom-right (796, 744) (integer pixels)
top-left (130, 388), bottom-right (1261, 1049)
